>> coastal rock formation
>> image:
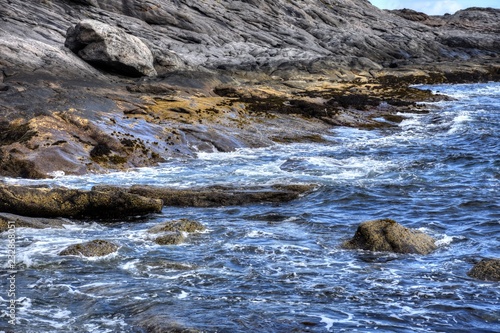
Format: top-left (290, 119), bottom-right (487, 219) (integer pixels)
top-left (59, 239), bottom-right (119, 257)
top-left (342, 219), bottom-right (437, 255)
top-left (467, 259), bottom-right (500, 281)
top-left (0, 1), bottom-right (499, 178)
top-left (0, 212), bottom-right (71, 232)
top-left (0, 185), bottom-right (162, 218)
top-left (65, 19), bottom-right (157, 77)
top-left (108, 184), bottom-right (317, 207)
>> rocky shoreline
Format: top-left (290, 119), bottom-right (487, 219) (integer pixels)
top-left (1, 0), bottom-right (500, 178)
top-left (1, 1), bottom-right (499, 331)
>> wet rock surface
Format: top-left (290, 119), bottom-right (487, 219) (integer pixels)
top-left (0, 212), bottom-right (71, 232)
top-left (342, 219), bottom-right (437, 255)
top-left (148, 218), bottom-right (206, 246)
top-left (467, 259), bottom-right (500, 281)
top-left (94, 184), bottom-right (317, 207)
top-left (148, 219), bottom-right (206, 233)
top-left (0, 185), bottom-right (162, 218)
top-left (59, 239), bottom-right (119, 257)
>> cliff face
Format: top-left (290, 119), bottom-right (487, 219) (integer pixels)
top-left (0, 0), bottom-right (499, 178)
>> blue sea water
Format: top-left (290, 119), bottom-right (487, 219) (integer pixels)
top-left (1, 82), bottom-right (499, 332)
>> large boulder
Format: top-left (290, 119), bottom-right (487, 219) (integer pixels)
top-left (342, 219), bottom-right (437, 255)
top-left (467, 259), bottom-right (500, 281)
top-left (59, 239), bottom-right (119, 257)
top-left (65, 19), bottom-right (157, 77)
top-left (0, 185), bottom-right (162, 218)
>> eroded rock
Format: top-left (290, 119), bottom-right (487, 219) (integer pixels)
top-left (467, 259), bottom-right (500, 281)
top-left (342, 219), bottom-right (437, 255)
top-left (59, 239), bottom-right (119, 257)
top-left (0, 185), bottom-right (162, 218)
top-left (65, 19), bottom-right (157, 77)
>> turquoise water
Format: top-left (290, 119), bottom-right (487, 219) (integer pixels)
top-left (1, 83), bottom-right (499, 332)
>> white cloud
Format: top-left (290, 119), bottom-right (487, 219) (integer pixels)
top-left (412, 1), bottom-right (464, 15)
top-left (370, 0), bottom-right (465, 15)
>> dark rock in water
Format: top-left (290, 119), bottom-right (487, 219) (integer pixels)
top-left (154, 231), bottom-right (186, 246)
top-left (0, 185), bottom-right (162, 218)
top-left (59, 239), bottom-right (118, 257)
top-left (122, 184), bottom-right (317, 207)
top-left (65, 19), bottom-right (157, 77)
top-left (467, 259), bottom-right (500, 281)
top-left (0, 212), bottom-right (71, 232)
top-left (342, 219), bottom-right (437, 255)
top-left (134, 314), bottom-right (201, 333)
top-left (148, 219), bottom-right (206, 233)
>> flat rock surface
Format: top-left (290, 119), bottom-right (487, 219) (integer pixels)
top-left (0, 185), bottom-right (162, 218)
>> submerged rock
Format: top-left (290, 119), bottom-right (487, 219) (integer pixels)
top-left (65, 19), bottom-right (157, 77)
top-left (134, 314), bottom-right (201, 333)
top-left (154, 231), bottom-right (186, 246)
top-left (95, 184), bottom-right (317, 207)
top-left (148, 219), bottom-right (206, 233)
top-left (467, 259), bottom-right (500, 281)
top-left (59, 239), bottom-right (119, 257)
top-left (0, 185), bottom-right (162, 218)
top-left (342, 219), bottom-right (437, 255)
top-left (148, 218), bottom-right (205, 246)
top-left (0, 212), bottom-right (70, 232)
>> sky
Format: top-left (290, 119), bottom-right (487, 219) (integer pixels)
top-left (369, 0), bottom-right (500, 15)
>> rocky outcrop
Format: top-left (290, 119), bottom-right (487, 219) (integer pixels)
top-left (0, 212), bottom-right (71, 232)
top-left (342, 219), bottom-right (437, 255)
top-left (0, 1), bottom-right (499, 178)
top-left (65, 19), bottom-right (157, 77)
top-left (94, 184), bottom-right (317, 207)
top-left (0, 185), bottom-right (162, 218)
top-left (467, 259), bottom-right (500, 281)
top-left (59, 239), bottom-right (119, 257)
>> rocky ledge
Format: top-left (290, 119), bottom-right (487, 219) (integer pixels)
top-left (0, 0), bottom-right (499, 178)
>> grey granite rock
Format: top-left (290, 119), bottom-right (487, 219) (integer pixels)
top-left (65, 19), bottom-right (157, 77)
